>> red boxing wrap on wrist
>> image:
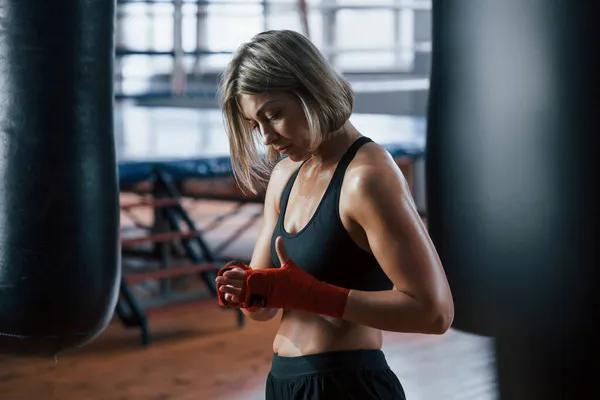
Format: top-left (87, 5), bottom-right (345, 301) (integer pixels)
top-left (217, 259), bottom-right (350, 319)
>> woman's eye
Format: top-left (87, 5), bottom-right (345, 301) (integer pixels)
top-left (266, 113), bottom-right (280, 121)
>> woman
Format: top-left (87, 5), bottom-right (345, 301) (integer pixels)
top-left (215, 30), bottom-right (454, 399)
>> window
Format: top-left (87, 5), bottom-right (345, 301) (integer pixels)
top-left (335, 9), bottom-right (396, 71)
top-left (265, 6), bottom-right (324, 49)
top-left (201, 3), bottom-right (265, 70)
top-left (200, 1), bottom-right (323, 71)
top-left (197, 0), bottom-right (418, 73)
top-left (330, 1), bottom-right (417, 72)
top-left (115, 0), bottom-right (428, 91)
top-left (117, 2), bottom-right (175, 80)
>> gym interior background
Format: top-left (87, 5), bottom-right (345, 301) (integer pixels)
top-left (3, 0), bottom-right (493, 399)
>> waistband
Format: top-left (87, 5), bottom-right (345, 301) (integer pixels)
top-left (269, 349), bottom-right (391, 378)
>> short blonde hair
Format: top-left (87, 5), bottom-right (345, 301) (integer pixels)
top-left (218, 30), bottom-right (354, 194)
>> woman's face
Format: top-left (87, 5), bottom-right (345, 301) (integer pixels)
top-left (238, 91), bottom-right (313, 162)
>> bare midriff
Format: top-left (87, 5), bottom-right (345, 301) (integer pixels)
top-left (272, 310), bottom-right (382, 357)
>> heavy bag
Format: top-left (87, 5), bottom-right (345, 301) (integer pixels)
top-left (426, 0), bottom-right (596, 339)
top-left (0, 0), bottom-right (120, 356)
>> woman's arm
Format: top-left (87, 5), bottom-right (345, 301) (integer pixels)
top-left (341, 149), bottom-right (454, 334)
top-left (236, 158), bottom-right (294, 322)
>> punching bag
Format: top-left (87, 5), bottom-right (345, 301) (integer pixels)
top-left (0, 0), bottom-right (120, 356)
top-left (426, 1), bottom-right (596, 398)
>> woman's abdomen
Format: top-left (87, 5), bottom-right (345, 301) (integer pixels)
top-left (273, 310), bottom-right (383, 357)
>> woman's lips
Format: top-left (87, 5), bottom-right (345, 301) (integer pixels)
top-left (275, 144), bottom-right (290, 154)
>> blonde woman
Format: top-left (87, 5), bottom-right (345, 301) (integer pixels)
top-left (215, 30), bottom-right (454, 399)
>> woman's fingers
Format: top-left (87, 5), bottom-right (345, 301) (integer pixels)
top-left (215, 267), bottom-right (247, 304)
top-left (223, 268), bottom-right (247, 279)
top-left (219, 284), bottom-right (242, 297)
top-left (215, 268), bottom-right (246, 284)
top-left (224, 292), bottom-right (239, 303)
top-left (215, 276), bottom-right (244, 287)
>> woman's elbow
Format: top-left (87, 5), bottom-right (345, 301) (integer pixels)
top-left (427, 301), bottom-right (454, 334)
top-left (387, 298), bottom-right (454, 334)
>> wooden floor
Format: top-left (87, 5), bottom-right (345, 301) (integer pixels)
top-left (1, 310), bottom-right (498, 400)
top-left (1, 198), bottom-right (499, 400)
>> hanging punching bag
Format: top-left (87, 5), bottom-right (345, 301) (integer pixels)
top-left (426, 0), bottom-right (596, 339)
top-left (0, 0), bottom-right (120, 356)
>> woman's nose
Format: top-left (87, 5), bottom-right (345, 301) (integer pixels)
top-left (260, 125), bottom-right (278, 146)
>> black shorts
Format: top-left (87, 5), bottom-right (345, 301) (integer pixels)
top-left (265, 349), bottom-right (406, 400)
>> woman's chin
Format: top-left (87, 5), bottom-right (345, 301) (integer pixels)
top-left (276, 145), bottom-right (312, 162)
top-left (286, 152), bottom-right (311, 163)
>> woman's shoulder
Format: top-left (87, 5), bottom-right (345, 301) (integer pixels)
top-left (264, 156), bottom-right (302, 204)
top-left (343, 140), bottom-right (410, 197)
top-left (350, 140), bottom-right (398, 173)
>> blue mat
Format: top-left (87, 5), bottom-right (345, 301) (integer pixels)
top-left (115, 105), bottom-right (426, 186)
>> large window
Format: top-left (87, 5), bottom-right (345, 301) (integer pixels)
top-left (115, 0), bottom-right (429, 89)
top-left (200, 0), bottom-right (421, 73)
top-left (201, 0), bottom-right (325, 69)
top-left (201, 3), bottom-right (266, 70)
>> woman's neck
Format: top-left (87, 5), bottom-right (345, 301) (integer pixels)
top-left (310, 121), bottom-right (362, 166)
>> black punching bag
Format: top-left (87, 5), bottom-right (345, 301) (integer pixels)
top-left (426, 1), bottom-right (597, 398)
top-left (0, 0), bottom-right (120, 356)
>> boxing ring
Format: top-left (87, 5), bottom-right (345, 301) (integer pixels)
top-left (114, 104), bottom-right (426, 345)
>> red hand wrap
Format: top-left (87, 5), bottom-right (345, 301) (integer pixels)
top-left (218, 259), bottom-right (350, 319)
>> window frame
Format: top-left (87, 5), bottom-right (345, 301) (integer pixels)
top-left (114, 0), bottom-right (431, 93)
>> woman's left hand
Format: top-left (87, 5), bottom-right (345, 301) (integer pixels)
top-left (215, 267), bottom-right (247, 304)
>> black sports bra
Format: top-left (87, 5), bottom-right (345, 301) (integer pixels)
top-left (269, 137), bottom-right (394, 291)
